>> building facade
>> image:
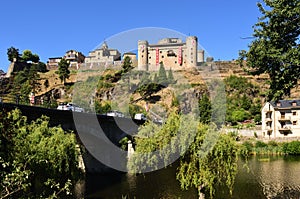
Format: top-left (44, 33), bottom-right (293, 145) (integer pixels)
top-left (84, 42), bottom-right (121, 64)
top-left (137, 36), bottom-right (204, 71)
top-left (64, 50), bottom-right (85, 69)
top-left (262, 100), bottom-right (300, 138)
top-left (46, 50), bottom-right (85, 70)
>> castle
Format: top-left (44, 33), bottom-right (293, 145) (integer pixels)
top-left (6, 36), bottom-right (206, 76)
top-left (138, 36), bottom-right (204, 71)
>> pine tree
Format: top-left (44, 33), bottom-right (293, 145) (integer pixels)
top-left (158, 62), bottom-right (167, 85)
top-left (57, 58), bottom-right (70, 84)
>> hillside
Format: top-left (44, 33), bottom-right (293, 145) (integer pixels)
top-left (3, 60), bottom-right (300, 115)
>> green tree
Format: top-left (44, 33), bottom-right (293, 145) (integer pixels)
top-left (128, 111), bottom-right (238, 198)
top-left (58, 58), bottom-right (70, 84)
top-left (0, 109), bottom-right (81, 198)
top-left (199, 93), bottom-right (212, 124)
top-left (167, 68), bottom-right (175, 84)
top-left (7, 47), bottom-right (20, 62)
top-left (239, 0), bottom-right (300, 101)
top-left (21, 50), bottom-right (40, 63)
top-left (177, 129), bottom-right (238, 199)
top-left (158, 61), bottom-right (167, 85)
top-left (122, 56), bottom-right (133, 73)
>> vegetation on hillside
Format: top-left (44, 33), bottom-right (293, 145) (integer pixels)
top-left (224, 75), bottom-right (261, 125)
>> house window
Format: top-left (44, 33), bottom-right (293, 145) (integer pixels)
top-left (175, 61), bottom-right (177, 64)
top-left (293, 112), bottom-right (297, 116)
top-left (160, 51), bottom-right (162, 53)
top-left (161, 55), bottom-right (164, 58)
top-left (293, 121), bottom-right (297, 125)
top-left (149, 56), bottom-right (151, 59)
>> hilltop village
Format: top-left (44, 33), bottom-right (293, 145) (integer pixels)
top-left (2, 35), bottom-right (300, 140)
top-left (6, 36), bottom-right (206, 76)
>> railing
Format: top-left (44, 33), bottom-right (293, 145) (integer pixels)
top-left (278, 116), bottom-right (291, 121)
top-left (278, 126), bottom-right (291, 131)
top-left (265, 126), bottom-right (272, 130)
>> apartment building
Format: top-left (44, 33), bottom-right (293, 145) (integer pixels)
top-left (262, 100), bottom-right (300, 138)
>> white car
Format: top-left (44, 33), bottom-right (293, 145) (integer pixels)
top-left (134, 113), bottom-right (147, 121)
top-left (57, 103), bottom-right (84, 112)
top-left (106, 110), bottom-right (125, 117)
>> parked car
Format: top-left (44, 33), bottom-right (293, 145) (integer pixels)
top-left (134, 113), bottom-right (147, 121)
top-left (67, 103), bottom-right (85, 112)
top-left (106, 110), bottom-right (125, 117)
top-left (57, 103), bottom-right (84, 112)
top-left (57, 102), bottom-right (68, 110)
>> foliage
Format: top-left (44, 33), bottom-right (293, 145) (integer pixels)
top-left (10, 66), bottom-right (41, 104)
top-left (177, 128), bottom-right (239, 198)
top-left (95, 100), bottom-right (112, 114)
top-left (224, 75), bottom-right (261, 125)
top-left (255, 141), bottom-right (268, 148)
top-left (122, 56), bottom-right (133, 73)
top-left (198, 93), bottom-right (212, 124)
top-left (128, 110), bottom-right (238, 198)
top-left (0, 109), bottom-right (81, 198)
top-left (157, 62), bottom-right (168, 85)
top-left (57, 58), bottom-right (70, 84)
top-left (21, 49), bottom-right (40, 63)
top-left (119, 137), bottom-right (129, 150)
top-left (282, 141), bottom-right (300, 155)
top-left (167, 68), bottom-right (175, 84)
top-left (7, 46), bottom-right (20, 62)
top-left (128, 104), bottom-right (144, 118)
top-left (239, 0), bottom-right (300, 101)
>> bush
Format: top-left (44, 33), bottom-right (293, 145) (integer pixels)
top-left (255, 141), bottom-right (267, 148)
top-left (242, 141), bottom-right (254, 152)
top-left (283, 141), bottom-right (300, 155)
top-left (268, 140), bottom-right (278, 147)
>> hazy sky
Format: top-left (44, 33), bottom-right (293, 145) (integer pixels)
top-left (0, 0), bottom-right (262, 72)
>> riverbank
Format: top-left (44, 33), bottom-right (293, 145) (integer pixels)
top-left (238, 139), bottom-right (300, 156)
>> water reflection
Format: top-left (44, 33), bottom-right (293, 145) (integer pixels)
top-left (246, 156), bottom-right (300, 199)
top-left (85, 157), bottom-right (300, 199)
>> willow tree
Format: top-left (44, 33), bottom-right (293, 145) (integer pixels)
top-left (176, 126), bottom-right (239, 199)
top-left (128, 110), bottom-right (239, 198)
top-left (239, 0), bottom-right (300, 101)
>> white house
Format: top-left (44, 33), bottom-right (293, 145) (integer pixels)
top-left (262, 100), bottom-right (300, 138)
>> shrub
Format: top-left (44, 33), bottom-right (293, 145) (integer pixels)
top-left (283, 141), bottom-right (300, 155)
top-left (268, 140), bottom-right (278, 147)
top-left (242, 141), bottom-right (254, 152)
top-left (255, 141), bottom-right (267, 148)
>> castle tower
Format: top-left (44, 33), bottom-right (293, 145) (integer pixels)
top-left (197, 50), bottom-right (205, 63)
top-left (138, 40), bottom-right (148, 71)
top-left (186, 36), bottom-right (198, 67)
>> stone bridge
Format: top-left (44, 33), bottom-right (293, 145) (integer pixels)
top-left (1, 103), bottom-right (144, 173)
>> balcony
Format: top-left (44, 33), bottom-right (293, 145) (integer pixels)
top-left (265, 117), bottom-right (272, 122)
top-left (265, 126), bottom-right (272, 130)
top-left (278, 125), bottom-right (291, 131)
top-left (278, 116), bottom-right (291, 121)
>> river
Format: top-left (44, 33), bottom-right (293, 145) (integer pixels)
top-left (83, 156), bottom-right (300, 199)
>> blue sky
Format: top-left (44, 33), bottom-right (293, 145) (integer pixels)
top-left (0, 0), bottom-right (262, 72)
